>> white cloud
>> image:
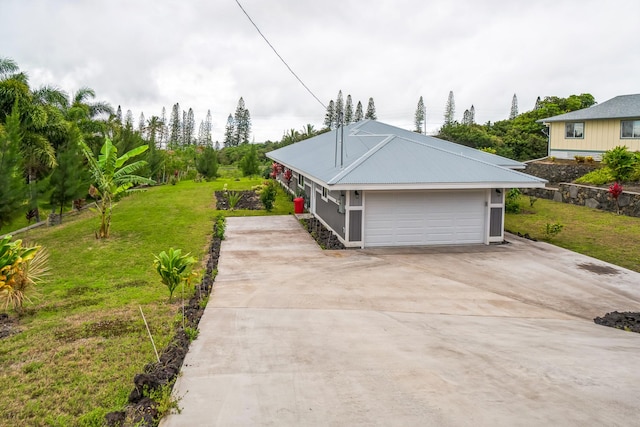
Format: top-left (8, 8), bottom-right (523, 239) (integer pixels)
top-left (1, 0), bottom-right (639, 142)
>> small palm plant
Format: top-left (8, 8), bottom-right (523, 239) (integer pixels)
top-left (227, 191), bottom-right (242, 210)
top-left (153, 248), bottom-right (196, 302)
top-left (0, 235), bottom-right (49, 314)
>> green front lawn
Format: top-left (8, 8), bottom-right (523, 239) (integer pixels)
top-left (505, 196), bottom-right (640, 273)
top-left (0, 178), bottom-right (293, 426)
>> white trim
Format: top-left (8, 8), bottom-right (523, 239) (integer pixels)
top-left (326, 181), bottom-right (546, 191)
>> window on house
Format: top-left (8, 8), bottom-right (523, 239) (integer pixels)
top-left (322, 186), bottom-right (328, 200)
top-left (621, 120), bottom-right (640, 138)
top-left (298, 174), bottom-right (304, 187)
top-left (565, 122), bottom-right (584, 138)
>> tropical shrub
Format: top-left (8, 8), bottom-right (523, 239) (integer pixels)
top-left (153, 248), bottom-right (196, 302)
top-left (0, 235), bottom-right (49, 314)
top-left (214, 214), bottom-right (226, 240)
top-left (608, 182), bottom-right (624, 214)
top-left (544, 223), bottom-right (564, 240)
top-left (505, 188), bottom-right (521, 213)
top-left (239, 145), bottom-right (260, 176)
top-left (196, 146), bottom-right (219, 180)
top-left (602, 146), bottom-right (636, 182)
top-left (227, 191), bottom-right (242, 210)
top-left (575, 168), bottom-right (615, 185)
top-left (260, 180), bottom-right (277, 211)
top-left (82, 137), bottom-right (155, 238)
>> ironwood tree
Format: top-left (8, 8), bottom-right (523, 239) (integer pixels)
top-left (444, 91), bottom-right (455, 124)
top-left (344, 94), bottom-right (354, 125)
top-left (414, 96), bottom-right (425, 133)
top-left (510, 94), bottom-right (518, 119)
top-left (365, 97), bottom-right (377, 120)
top-left (355, 101), bottom-right (363, 122)
top-left (233, 97), bottom-right (251, 145)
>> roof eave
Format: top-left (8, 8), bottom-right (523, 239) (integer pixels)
top-left (326, 181), bottom-right (547, 191)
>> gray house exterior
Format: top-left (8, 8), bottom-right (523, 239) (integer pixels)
top-left (267, 120), bottom-right (546, 248)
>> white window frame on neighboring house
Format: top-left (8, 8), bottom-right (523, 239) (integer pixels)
top-left (565, 122), bottom-right (584, 139)
top-left (297, 174), bottom-right (304, 188)
top-left (621, 119), bottom-right (640, 139)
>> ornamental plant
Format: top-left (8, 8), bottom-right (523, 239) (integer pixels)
top-left (260, 180), bottom-right (278, 211)
top-left (283, 169), bottom-right (292, 184)
top-left (81, 137), bottom-right (155, 239)
top-left (602, 146), bottom-right (635, 182)
top-left (0, 235), bottom-right (49, 314)
top-left (153, 248), bottom-right (196, 302)
top-left (608, 182), bottom-right (624, 214)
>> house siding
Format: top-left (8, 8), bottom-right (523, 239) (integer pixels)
top-left (550, 119), bottom-right (640, 157)
top-left (316, 194), bottom-right (345, 239)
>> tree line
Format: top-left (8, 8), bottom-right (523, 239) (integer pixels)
top-left (322, 89), bottom-right (597, 161)
top-left (437, 92), bottom-right (596, 160)
top-left (0, 58), bottom-right (268, 231)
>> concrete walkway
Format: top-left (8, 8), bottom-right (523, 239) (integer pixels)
top-left (162, 216), bottom-right (640, 426)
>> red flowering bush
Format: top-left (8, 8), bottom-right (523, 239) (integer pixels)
top-left (608, 182), bottom-right (623, 214)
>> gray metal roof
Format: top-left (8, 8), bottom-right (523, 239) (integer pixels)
top-left (266, 120), bottom-right (546, 190)
top-left (538, 94), bottom-right (640, 123)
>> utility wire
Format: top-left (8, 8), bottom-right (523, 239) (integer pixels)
top-left (234, 0), bottom-right (326, 110)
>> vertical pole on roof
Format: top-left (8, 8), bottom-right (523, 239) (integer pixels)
top-left (334, 120), bottom-right (338, 167)
top-left (338, 112), bottom-right (344, 168)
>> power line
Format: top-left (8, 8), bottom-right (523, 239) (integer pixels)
top-left (234, 0), bottom-right (326, 110)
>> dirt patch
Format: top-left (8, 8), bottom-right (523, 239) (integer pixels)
top-left (577, 262), bottom-right (620, 275)
top-left (105, 224), bottom-right (222, 427)
top-left (56, 318), bottom-right (141, 342)
top-left (594, 311), bottom-right (640, 333)
top-left (115, 280), bottom-right (149, 289)
top-left (215, 190), bottom-right (263, 210)
top-left (65, 286), bottom-right (92, 296)
top-left (0, 313), bottom-right (21, 339)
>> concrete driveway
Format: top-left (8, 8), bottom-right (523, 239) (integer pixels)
top-left (162, 216), bottom-right (640, 426)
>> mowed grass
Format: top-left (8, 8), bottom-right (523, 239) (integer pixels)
top-left (0, 177), bottom-right (293, 426)
top-left (505, 196), bottom-right (640, 272)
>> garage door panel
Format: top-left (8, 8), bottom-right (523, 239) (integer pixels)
top-left (365, 191), bottom-right (485, 247)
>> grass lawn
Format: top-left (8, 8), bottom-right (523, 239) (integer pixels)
top-left (505, 196), bottom-right (640, 273)
top-left (0, 177), bottom-right (293, 426)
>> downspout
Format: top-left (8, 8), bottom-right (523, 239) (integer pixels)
top-left (541, 123), bottom-right (550, 158)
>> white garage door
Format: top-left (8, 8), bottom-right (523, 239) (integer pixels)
top-left (364, 191), bottom-right (486, 247)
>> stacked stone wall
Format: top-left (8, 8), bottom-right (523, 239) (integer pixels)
top-left (523, 161), bottom-right (599, 184)
top-left (522, 184), bottom-right (640, 218)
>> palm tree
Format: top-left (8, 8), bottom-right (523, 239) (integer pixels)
top-left (300, 124), bottom-right (316, 140)
top-left (145, 116), bottom-right (164, 149)
top-left (0, 57), bottom-right (19, 77)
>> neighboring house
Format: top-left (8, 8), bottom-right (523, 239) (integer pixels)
top-left (266, 120), bottom-right (546, 248)
top-left (539, 94), bottom-right (640, 160)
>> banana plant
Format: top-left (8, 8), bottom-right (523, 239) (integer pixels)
top-left (153, 248), bottom-right (196, 302)
top-left (81, 137), bottom-right (155, 238)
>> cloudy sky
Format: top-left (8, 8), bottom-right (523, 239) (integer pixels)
top-left (1, 0), bottom-right (638, 142)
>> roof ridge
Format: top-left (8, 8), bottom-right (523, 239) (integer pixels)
top-left (327, 133), bottom-right (394, 185)
top-left (394, 135), bottom-right (540, 180)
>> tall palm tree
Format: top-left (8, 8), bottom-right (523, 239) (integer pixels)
top-left (300, 124), bottom-right (316, 140)
top-left (0, 62), bottom-right (61, 222)
top-left (145, 116), bottom-right (164, 149)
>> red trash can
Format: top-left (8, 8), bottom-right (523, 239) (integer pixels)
top-left (293, 197), bottom-right (304, 214)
